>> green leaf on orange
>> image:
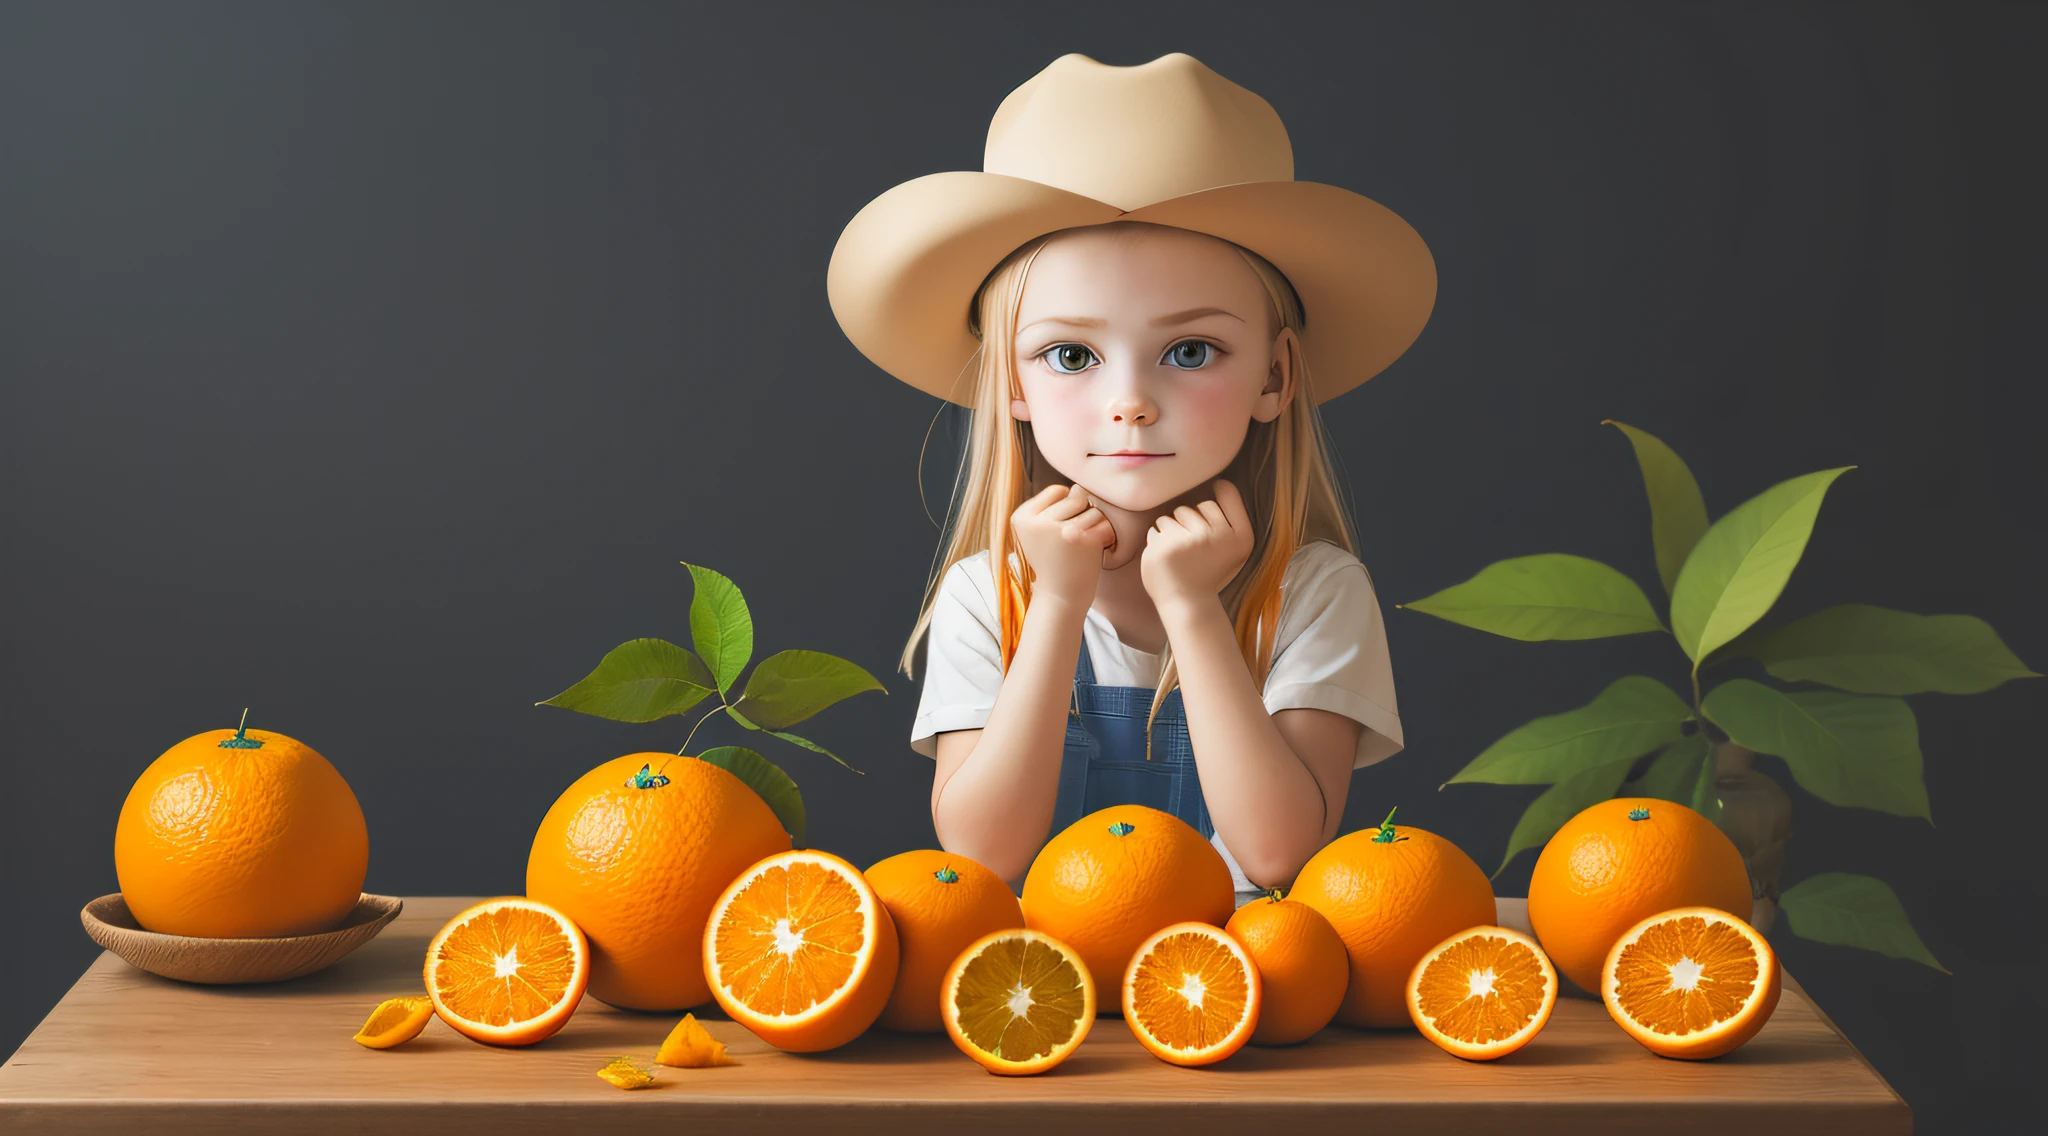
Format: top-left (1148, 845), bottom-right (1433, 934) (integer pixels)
top-left (538, 638), bottom-right (715, 723)
top-left (732, 650), bottom-right (885, 730)
top-left (766, 728), bottom-right (862, 774)
top-left (684, 562), bottom-right (753, 696)
top-left (692, 746), bottom-right (807, 847)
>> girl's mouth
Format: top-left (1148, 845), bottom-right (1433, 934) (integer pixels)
top-left (1091, 451), bottom-right (1172, 466)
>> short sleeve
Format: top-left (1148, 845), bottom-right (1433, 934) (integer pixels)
top-left (1262, 543), bottom-right (1405, 769)
top-left (909, 554), bottom-right (1005, 758)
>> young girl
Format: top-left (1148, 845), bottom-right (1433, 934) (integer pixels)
top-left (827, 52), bottom-right (1436, 907)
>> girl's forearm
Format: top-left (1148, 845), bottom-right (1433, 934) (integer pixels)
top-left (931, 593), bottom-right (1087, 883)
top-left (1160, 594), bottom-right (1328, 886)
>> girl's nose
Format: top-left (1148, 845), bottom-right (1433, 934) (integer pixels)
top-left (1107, 394), bottom-right (1158, 425)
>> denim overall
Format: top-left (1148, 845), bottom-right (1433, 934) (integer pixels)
top-left (1048, 638), bottom-right (1219, 845)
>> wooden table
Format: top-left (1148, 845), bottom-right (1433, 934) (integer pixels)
top-left (1, 896), bottom-right (1910, 1134)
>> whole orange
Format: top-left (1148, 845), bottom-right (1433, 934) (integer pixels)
top-left (1527, 797), bottom-right (1751, 993)
top-left (1225, 892), bottom-right (1350, 1045)
top-left (115, 720), bottom-right (367, 938)
top-left (1288, 812), bottom-right (1497, 1029)
top-left (526, 752), bottom-right (790, 1011)
top-left (1022, 805), bottom-right (1233, 1009)
top-left (864, 850), bottom-right (1024, 1032)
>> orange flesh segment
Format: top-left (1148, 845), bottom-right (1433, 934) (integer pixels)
top-left (432, 906), bottom-right (579, 1026)
top-left (952, 935), bottom-right (1088, 1062)
top-left (713, 860), bottom-right (867, 1017)
top-left (1414, 933), bottom-right (1549, 1045)
top-left (354, 996), bottom-right (432, 1045)
top-left (1611, 914), bottom-right (1760, 1036)
top-left (657, 1013), bottom-right (737, 1066)
top-left (1128, 930), bottom-right (1251, 1052)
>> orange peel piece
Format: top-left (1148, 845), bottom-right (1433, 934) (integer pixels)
top-left (595, 1055), bottom-right (659, 1090)
top-left (353, 996), bottom-right (435, 1049)
top-left (657, 1012), bottom-right (739, 1067)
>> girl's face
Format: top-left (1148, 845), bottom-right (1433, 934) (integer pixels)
top-left (1010, 225), bottom-right (1296, 513)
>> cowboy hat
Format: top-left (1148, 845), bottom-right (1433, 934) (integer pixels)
top-left (826, 51), bottom-right (1436, 406)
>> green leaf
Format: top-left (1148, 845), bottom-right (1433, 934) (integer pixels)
top-left (1623, 733), bottom-right (1710, 803)
top-left (1605, 420), bottom-right (1710, 599)
top-left (1446, 676), bottom-right (1693, 786)
top-left (1494, 758), bottom-right (1635, 877)
top-left (733, 650), bottom-right (886, 730)
top-left (766, 728), bottom-right (863, 774)
top-left (1688, 735), bottom-right (1722, 823)
top-left (1669, 467), bottom-right (1854, 665)
top-left (684, 562), bottom-right (754, 696)
top-left (692, 746), bottom-right (807, 847)
top-left (537, 638), bottom-right (715, 722)
top-left (1779, 872), bottom-right (1948, 972)
top-left (1399, 554), bottom-right (1666, 641)
top-left (1701, 678), bottom-right (1930, 820)
top-left (1720, 604), bottom-right (2039, 695)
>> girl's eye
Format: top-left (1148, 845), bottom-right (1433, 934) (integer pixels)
top-left (1163, 340), bottom-right (1214, 369)
top-left (1042, 344), bottom-right (1098, 374)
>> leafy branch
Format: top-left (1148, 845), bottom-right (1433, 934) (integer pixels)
top-left (535, 562), bottom-right (886, 846)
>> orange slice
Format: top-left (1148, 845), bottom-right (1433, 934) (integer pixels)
top-left (422, 897), bottom-right (590, 1047)
top-left (941, 927), bottom-right (1095, 1075)
top-left (1602, 905), bottom-right (1782, 1059)
top-left (702, 849), bottom-right (900, 1052)
top-left (352, 995), bottom-right (434, 1049)
top-left (1406, 925), bottom-right (1557, 1060)
top-left (1122, 921), bottom-right (1261, 1066)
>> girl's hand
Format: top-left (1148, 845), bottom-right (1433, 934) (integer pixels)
top-left (1010, 483), bottom-right (1115, 606)
top-left (1140, 479), bottom-right (1255, 614)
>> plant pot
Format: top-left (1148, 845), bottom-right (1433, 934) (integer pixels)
top-left (1710, 741), bottom-right (1791, 933)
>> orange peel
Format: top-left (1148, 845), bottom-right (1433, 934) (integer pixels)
top-left (352, 995), bottom-right (435, 1049)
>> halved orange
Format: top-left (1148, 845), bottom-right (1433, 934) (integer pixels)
top-left (1602, 905), bottom-right (1782, 1060)
top-left (941, 927), bottom-right (1095, 1075)
top-left (702, 849), bottom-right (900, 1052)
top-left (352, 995), bottom-right (435, 1049)
top-left (1122, 921), bottom-right (1261, 1066)
top-left (1406, 925), bottom-right (1557, 1060)
top-left (422, 897), bottom-right (590, 1047)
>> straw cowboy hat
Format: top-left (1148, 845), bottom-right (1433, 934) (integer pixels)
top-left (826, 51), bottom-right (1436, 406)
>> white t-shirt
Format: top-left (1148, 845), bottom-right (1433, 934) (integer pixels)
top-left (911, 539), bottom-right (1404, 898)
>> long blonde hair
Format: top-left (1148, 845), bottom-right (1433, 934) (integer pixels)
top-left (900, 221), bottom-right (1364, 757)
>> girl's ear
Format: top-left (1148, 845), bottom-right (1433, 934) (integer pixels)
top-left (1250, 326), bottom-right (1300, 424)
top-left (1010, 397), bottom-right (1032, 422)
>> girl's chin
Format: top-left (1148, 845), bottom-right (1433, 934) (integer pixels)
top-left (1066, 477), bottom-right (1208, 516)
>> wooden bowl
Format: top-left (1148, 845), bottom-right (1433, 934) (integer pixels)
top-left (80, 893), bottom-right (403, 985)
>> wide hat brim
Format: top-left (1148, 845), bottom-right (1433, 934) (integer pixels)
top-left (826, 171), bottom-right (1437, 406)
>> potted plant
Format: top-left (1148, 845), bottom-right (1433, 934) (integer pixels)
top-left (1399, 421), bottom-right (2035, 971)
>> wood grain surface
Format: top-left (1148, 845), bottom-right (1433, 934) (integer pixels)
top-left (1, 896), bottom-right (1911, 1135)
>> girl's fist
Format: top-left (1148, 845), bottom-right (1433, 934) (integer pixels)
top-left (1010, 483), bottom-right (1115, 606)
top-left (1140, 479), bottom-right (1255, 611)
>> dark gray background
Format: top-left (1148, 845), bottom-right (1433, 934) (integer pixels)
top-left (3, 1), bottom-right (2040, 1129)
